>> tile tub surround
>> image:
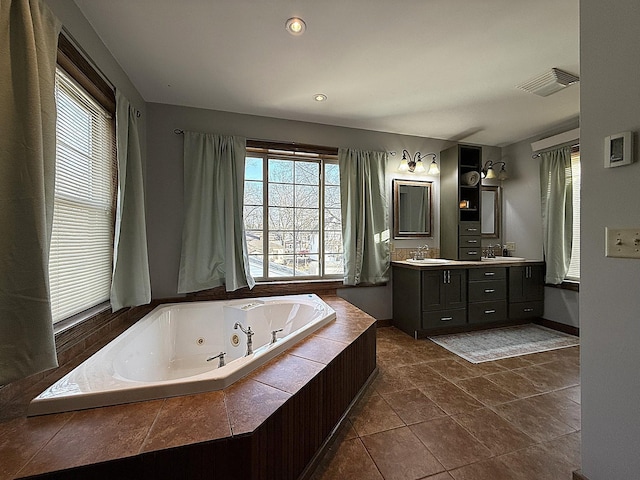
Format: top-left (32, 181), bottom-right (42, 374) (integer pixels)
top-left (0, 296), bottom-right (377, 480)
top-left (310, 326), bottom-right (581, 480)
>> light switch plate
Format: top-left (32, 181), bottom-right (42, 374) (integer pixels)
top-left (605, 227), bottom-right (640, 258)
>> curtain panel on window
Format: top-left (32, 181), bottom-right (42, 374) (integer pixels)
top-left (110, 92), bottom-right (152, 311)
top-left (338, 148), bottom-right (390, 285)
top-left (0, 0), bottom-right (61, 384)
top-left (177, 132), bottom-right (255, 293)
top-left (540, 146), bottom-right (573, 284)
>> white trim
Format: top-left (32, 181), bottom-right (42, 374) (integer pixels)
top-left (531, 128), bottom-right (580, 152)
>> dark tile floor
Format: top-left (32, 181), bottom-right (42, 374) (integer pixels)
top-left (310, 326), bottom-right (580, 480)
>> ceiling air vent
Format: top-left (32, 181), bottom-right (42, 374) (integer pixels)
top-left (516, 68), bottom-right (579, 97)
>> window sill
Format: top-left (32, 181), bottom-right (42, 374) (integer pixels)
top-left (53, 302), bottom-right (111, 336)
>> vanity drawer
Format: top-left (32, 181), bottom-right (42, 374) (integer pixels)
top-left (459, 236), bottom-right (481, 247)
top-left (509, 301), bottom-right (544, 319)
top-left (459, 247), bottom-right (481, 261)
top-left (468, 280), bottom-right (507, 302)
top-left (469, 267), bottom-right (507, 281)
top-left (422, 309), bottom-right (467, 329)
top-left (468, 301), bottom-right (508, 324)
top-left (459, 222), bottom-right (481, 236)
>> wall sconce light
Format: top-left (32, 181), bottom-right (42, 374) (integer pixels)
top-left (482, 160), bottom-right (508, 180)
top-left (397, 150), bottom-right (439, 174)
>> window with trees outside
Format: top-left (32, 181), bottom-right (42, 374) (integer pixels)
top-left (243, 143), bottom-right (343, 280)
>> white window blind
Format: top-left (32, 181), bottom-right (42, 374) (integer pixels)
top-left (49, 68), bottom-right (116, 323)
top-left (566, 150), bottom-right (581, 280)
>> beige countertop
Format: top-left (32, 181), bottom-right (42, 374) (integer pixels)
top-left (392, 258), bottom-right (544, 269)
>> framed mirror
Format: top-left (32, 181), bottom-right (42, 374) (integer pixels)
top-left (393, 179), bottom-right (432, 239)
top-left (481, 185), bottom-right (501, 238)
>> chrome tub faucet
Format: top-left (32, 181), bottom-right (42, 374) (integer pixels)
top-left (271, 328), bottom-right (283, 345)
top-left (207, 351), bottom-right (226, 367)
top-left (234, 322), bottom-right (254, 356)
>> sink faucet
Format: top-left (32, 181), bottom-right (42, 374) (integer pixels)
top-left (413, 244), bottom-right (430, 260)
top-left (485, 244), bottom-right (496, 258)
top-left (234, 322), bottom-right (254, 356)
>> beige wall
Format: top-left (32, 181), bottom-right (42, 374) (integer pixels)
top-left (144, 102), bottom-right (503, 319)
top-left (580, 0), bottom-right (640, 477)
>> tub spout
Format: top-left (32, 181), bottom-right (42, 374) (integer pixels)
top-left (207, 351), bottom-right (226, 368)
top-left (234, 322), bottom-right (254, 356)
top-left (271, 328), bottom-right (284, 344)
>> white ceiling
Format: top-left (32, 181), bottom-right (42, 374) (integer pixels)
top-left (74, 0), bottom-right (580, 147)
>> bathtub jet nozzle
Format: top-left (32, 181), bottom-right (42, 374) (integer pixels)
top-left (234, 322), bottom-right (254, 356)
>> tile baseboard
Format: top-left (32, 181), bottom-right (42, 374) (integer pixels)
top-left (535, 317), bottom-right (579, 337)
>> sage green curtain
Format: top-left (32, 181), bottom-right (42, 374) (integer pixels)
top-left (540, 146), bottom-right (573, 284)
top-left (0, 0), bottom-right (61, 384)
top-left (177, 132), bottom-right (254, 293)
top-left (338, 148), bottom-right (390, 285)
top-left (110, 92), bottom-right (151, 311)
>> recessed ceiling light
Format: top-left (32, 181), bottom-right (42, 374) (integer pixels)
top-left (285, 17), bottom-right (306, 36)
top-left (314, 94), bottom-right (327, 102)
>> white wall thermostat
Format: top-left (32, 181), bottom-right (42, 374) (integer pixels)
top-left (604, 131), bottom-right (634, 168)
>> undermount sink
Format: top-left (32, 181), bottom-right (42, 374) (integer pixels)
top-left (405, 258), bottom-right (453, 264)
top-left (480, 256), bottom-right (526, 262)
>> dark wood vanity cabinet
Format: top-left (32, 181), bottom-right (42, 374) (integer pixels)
top-left (393, 261), bottom-right (545, 337)
top-left (468, 267), bottom-right (508, 325)
top-left (392, 266), bottom-right (467, 337)
top-left (440, 144), bottom-right (483, 261)
top-left (421, 269), bottom-right (467, 329)
top-left (508, 264), bottom-right (545, 319)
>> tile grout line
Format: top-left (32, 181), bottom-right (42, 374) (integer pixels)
top-left (137, 398), bottom-right (167, 454)
top-left (14, 410), bottom-right (77, 478)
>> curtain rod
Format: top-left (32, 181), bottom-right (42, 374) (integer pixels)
top-left (531, 143), bottom-right (580, 159)
top-left (172, 130), bottom-right (338, 155)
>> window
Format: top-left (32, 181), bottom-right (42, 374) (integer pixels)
top-left (566, 148), bottom-right (580, 281)
top-left (244, 144), bottom-right (343, 280)
top-left (48, 66), bottom-right (116, 323)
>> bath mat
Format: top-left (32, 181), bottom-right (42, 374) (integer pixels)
top-left (428, 324), bottom-right (579, 363)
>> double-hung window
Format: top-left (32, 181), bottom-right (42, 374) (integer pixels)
top-left (49, 40), bottom-right (117, 324)
top-left (566, 147), bottom-right (581, 281)
top-left (243, 143), bottom-right (343, 281)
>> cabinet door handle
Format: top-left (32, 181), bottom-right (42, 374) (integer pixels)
top-left (443, 271), bottom-right (448, 283)
top-left (484, 289), bottom-right (495, 293)
top-left (447, 270), bottom-right (451, 283)
top-left (466, 239), bottom-right (478, 244)
top-left (524, 308), bottom-right (534, 312)
top-left (468, 251), bottom-right (478, 255)
top-left (466, 228), bottom-right (478, 232)
top-left (484, 309), bottom-right (496, 314)
top-left (484, 272), bottom-right (495, 276)
top-left (441, 317), bottom-right (453, 322)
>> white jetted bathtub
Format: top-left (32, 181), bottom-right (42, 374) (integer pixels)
top-left (29, 294), bottom-right (335, 416)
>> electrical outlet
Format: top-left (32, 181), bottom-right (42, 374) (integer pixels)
top-left (505, 242), bottom-right (516, 251)
top-left (389, 242), bottom-right (395, 253)
top-left (605, 227), bottom-right (640, 258)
